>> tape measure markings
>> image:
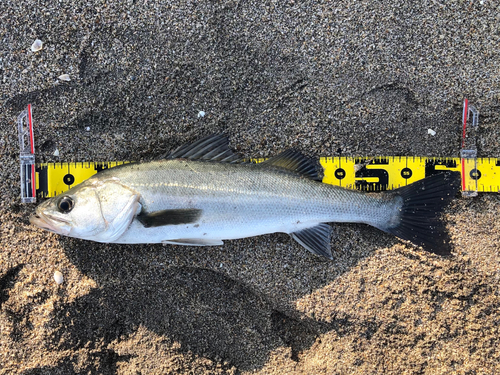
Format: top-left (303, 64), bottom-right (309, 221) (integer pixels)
top-left (36, 161), bottom-right (131, 198)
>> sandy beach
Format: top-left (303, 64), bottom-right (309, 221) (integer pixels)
top-left (1, 0), bottom-right (499, 373)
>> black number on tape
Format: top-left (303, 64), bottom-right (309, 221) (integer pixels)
top-left (355, 168), bottom-right (389, 191)
top-left (401, 167), bottom-right (412, 179)
top-left (334, 168), bottom-right (346, 180)
top-left (63, 174), bottom-right (75, 186)
top-left (470, 169), bottom-right (481, 180)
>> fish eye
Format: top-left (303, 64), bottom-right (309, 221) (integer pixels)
top-left (57, 196), bottom-right (74, 213)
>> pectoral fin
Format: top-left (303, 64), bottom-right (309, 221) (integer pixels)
top-left (162, 239), bottom-right (224, 246)
top-left (137, 208), bottom-right (202, 228)
top-left (290, 224), bottom-right (333, 260)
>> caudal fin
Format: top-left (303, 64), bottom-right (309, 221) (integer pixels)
top-left (382, 171), bottom-right (461, 255)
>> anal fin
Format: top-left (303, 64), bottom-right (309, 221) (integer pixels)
top-left (290, 224), bottom-right (333, 259)
top-left (162, 239), bottom-right (224, 246)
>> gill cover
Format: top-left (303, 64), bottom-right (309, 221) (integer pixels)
top-left (90, 179), bottom-right (141, 242)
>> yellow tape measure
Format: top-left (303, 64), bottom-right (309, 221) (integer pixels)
top-left (36, 161), bottom-right (131, 198)
top-left (321, 156), bottom-right (498, 193)
top-left (35, 156), bottom-right (499, 198)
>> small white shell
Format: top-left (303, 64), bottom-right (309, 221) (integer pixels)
top-left (31, 39), bottom-right (43, 52)
top-left (198, 110), bottom-right (206, 118)
top-left (427, 128), bottom-right (436, 136)
top-left (54, 271), bottom-right (64, 285)
top-left (58, 74), bottom-right (71, 81)
top-left (53, 148), bottom-right (60, 157)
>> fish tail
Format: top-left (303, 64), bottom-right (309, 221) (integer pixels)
top-left (381, 171), bottom-right (461, 255)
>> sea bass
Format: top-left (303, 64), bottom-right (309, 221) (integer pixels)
top-left (30, 135), bottom-right (461, 259)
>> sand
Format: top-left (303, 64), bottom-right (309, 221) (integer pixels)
top-left (1, 0), bottom-right (499, 374)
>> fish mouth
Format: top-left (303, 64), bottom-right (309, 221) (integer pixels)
top-left (30, 212), bottom-right (71, 235)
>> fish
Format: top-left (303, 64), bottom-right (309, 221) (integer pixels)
top-left (30, 134), bottom-right (461, 259)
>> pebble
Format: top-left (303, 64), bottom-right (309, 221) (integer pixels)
top-left (58, 74), bottom-right (71, 81)
top-left (30, 39), bottom-right (43, 52)
top-left (53, 271), bottom-right (64, 285)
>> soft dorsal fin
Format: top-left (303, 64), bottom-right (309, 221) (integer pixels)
top-left (167, 134), bottom-right (240, 162)
top-left (261, 149), bottom-right (322, 181)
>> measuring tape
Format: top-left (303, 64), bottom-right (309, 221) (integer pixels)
top-left (321, 156), bottom-right (497, 193)
top-left (18, 100), bottom-right (498, 201)
top-left (36, 161), bottom-right (131, 198)
top-left (32, 156), bottom-right (498, 199)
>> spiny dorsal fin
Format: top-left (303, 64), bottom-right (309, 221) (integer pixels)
top-left (261, 149), bottom-right (322, 181)
top-left (290, 223), bottom-right (333, 259)
top-left (167, 134), bottom-right (240, 162)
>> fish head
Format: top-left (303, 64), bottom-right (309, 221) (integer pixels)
top-left (30, 177), bottom-right (140, 242)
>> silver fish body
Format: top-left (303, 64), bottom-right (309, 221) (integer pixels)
top-left (107, 159), bottom-right (398, 243)
top-left (30, 135), bottom-right (460, 258)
